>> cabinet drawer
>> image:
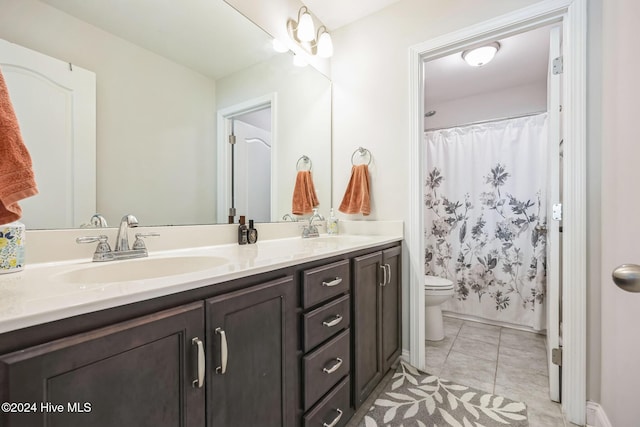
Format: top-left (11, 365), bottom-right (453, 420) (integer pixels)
top-left (302, 260), bottom-right (350, 308)
top-left (304, 329), bottom-right (350, 410)
top-left (303, 376), bottom-right (352, 427)
top-left (303, 294), bottom-right (350, 352)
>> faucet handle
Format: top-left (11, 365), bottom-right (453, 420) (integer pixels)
top-left (77, 235), bottom-right (114, 261)
top-left (133, 233), bottom-right (160, 250)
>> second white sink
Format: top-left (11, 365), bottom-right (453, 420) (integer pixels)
top-left (54, 256), bottom-right (229, 284)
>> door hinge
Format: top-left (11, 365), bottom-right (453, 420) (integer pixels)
top-left (553, 56), bottom-right (563, 75)
top-left (552, 347), bottom-right (562, 366)
top-left (552, 203), bottom-right (562, 221)
top-left (228, 134), bottom-right (236, 145)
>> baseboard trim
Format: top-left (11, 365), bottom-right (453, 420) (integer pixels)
top-left (586, 401), bottom-right (612, 427)
top-left (401, 349), bottom-right (410, 363)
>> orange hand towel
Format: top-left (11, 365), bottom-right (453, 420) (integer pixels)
top-left (339, 164), bottom-right (370, 216)
top-left (292, 170), bottom-right (319, 215)
top-left (0, 69), bottom-right (38, 224)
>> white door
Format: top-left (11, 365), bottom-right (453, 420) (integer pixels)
top-left (0, 39), bottom-right (95, 229)
top-left (546, 25), bottom-right (562, 403)
top-left (601, 0), bottom-right (640, 425)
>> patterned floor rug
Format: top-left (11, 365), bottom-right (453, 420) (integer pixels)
top-left (358, 362), bottom-right (528, 427)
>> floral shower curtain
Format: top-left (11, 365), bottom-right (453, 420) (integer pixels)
top-left (424, 113), bottom-right (548, 330)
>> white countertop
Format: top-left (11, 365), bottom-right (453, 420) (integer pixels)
top-left (0, 232), bottom-right (402, 334)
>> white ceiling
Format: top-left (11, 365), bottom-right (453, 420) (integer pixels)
top-left (425, 25), bottom-right (552, 106)
top-left (39, 0), bottom-right (275, 79)
top-left (304, 0), bottom-right (402, 30)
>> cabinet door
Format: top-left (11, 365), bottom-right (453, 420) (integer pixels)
top-left (381, 246), bottom-right (402, 373)
top-left (0, 302), bottom-right (205, 427)
top-left (206, 276), bottom-right (297, 427)
top-left (352, 251), bottom-right (383, 408)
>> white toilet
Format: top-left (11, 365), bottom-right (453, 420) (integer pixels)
top-left (424, 275), bottom-right (455, 341)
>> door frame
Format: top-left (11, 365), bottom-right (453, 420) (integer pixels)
top-left (407, 0), bottom-right (587, 424)
top-left (216, 93), bottom-right (277, 223)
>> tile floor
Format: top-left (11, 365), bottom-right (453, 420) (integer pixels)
top-left (425, 316), bottom-right (567, 426)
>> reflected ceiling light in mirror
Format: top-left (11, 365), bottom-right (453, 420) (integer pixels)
top-left (461, 42), bottom-right (500, 67)
top-left (293, 54), bottom-right (308, 67)
top-left (272, 39), bottom-right (289, 53)
top-left (287, 6), bottom-right (333, 58)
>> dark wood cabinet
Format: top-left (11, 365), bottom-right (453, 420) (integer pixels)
top-left (0, 240), bottom-right (402, 427)
top-left (206, 276), bottom-right (297, 427)
top-left (352, 246), bottom-right (402, 408)
top-left (0, 302), bottom-right (205, 427)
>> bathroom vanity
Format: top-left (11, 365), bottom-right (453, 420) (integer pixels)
top-left (0, 231), bottom-right (402, 427)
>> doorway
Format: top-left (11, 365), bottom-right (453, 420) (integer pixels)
top-left (217, 94), bottom-right (277, 224)
top-left (407, 1), bottom-right (587, 424)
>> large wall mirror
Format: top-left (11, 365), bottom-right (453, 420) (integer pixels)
top-left (0, 0), bottom-right (331, 229)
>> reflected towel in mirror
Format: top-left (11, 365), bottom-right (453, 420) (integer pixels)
top-left (339, 164), bottom-right (370, 216)
top-left (0, 69), bottom-right (38, 224)
top-left (292, 170), bottom-right (319, 215)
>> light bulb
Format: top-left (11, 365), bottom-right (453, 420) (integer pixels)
top-left (272, 39), bottom-right (288, 53)
top-left (317, 32), bottom-right (333, 58)
top-left (297, 11), bottom-right (315, 42)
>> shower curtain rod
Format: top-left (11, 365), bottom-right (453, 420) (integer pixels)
top-left (424, 110), bottom-right (547, 133)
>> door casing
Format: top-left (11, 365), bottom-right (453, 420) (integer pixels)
top-left (407, 0), bottom-right (587, 424)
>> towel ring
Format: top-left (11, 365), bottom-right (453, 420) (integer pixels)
top-left (296, 155), bottom-right (312, 171)
top-left (351, 147), bottom-right (371, 166)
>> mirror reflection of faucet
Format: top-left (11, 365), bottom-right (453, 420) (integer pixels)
top-left (77, 214), bottom-right (159, 262)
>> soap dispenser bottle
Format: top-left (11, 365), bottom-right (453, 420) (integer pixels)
top-left (238, 216), bottom-right (248, 245)
top-left (327, 208), bottom-right (339, 235)
top-left (248, 219), bottom-right (258, 244)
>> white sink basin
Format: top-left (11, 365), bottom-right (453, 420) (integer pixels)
top-left (303, 235), bottom-right (372, 244)
top-left (55, 256), bottom-right (228, 284)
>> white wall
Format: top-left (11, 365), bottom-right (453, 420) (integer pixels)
top-left (216, 53), bottom-right (332, 221)
top-left (0, 0), bottom-right (217, 227)
top-left (424, 80), bottom-right (547, 130)
top-left (330, 0), bottom-right (545, 357)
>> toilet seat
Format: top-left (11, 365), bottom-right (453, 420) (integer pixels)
top-left (424, 275), bottom-right (454, 291)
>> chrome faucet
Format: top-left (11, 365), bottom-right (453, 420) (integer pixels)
top-left (115, 214), bottom-right (139, 251)
top-left (302, 209), bottom-right (324, 238)
top-left (77, 214), bottom-right (159, 262)
top-left (282, 213), bottom-right (297, 222)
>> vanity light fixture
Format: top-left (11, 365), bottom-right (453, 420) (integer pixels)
top-left (461, 42), bottom-right (500, 67)
top-left (287, 6), bottom-right (333, 59)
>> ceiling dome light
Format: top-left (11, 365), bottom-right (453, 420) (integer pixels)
top-left (461, 42), bottom-right (500, 67)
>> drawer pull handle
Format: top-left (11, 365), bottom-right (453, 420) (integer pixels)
top-left (191, 337), bottom-right (205, 388)
top-left (322, 277), bottom-right (343, 287)
top-left (322, 357), bottom-right (343, 374)
top-left (215, 327), bottom-right (228, 374)
top-left (322, 315), bottom-right (343, 328)
top-left (380, 265), bottom-right (387, 287)
top-left (323, 408), bottom-right (343, 427)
